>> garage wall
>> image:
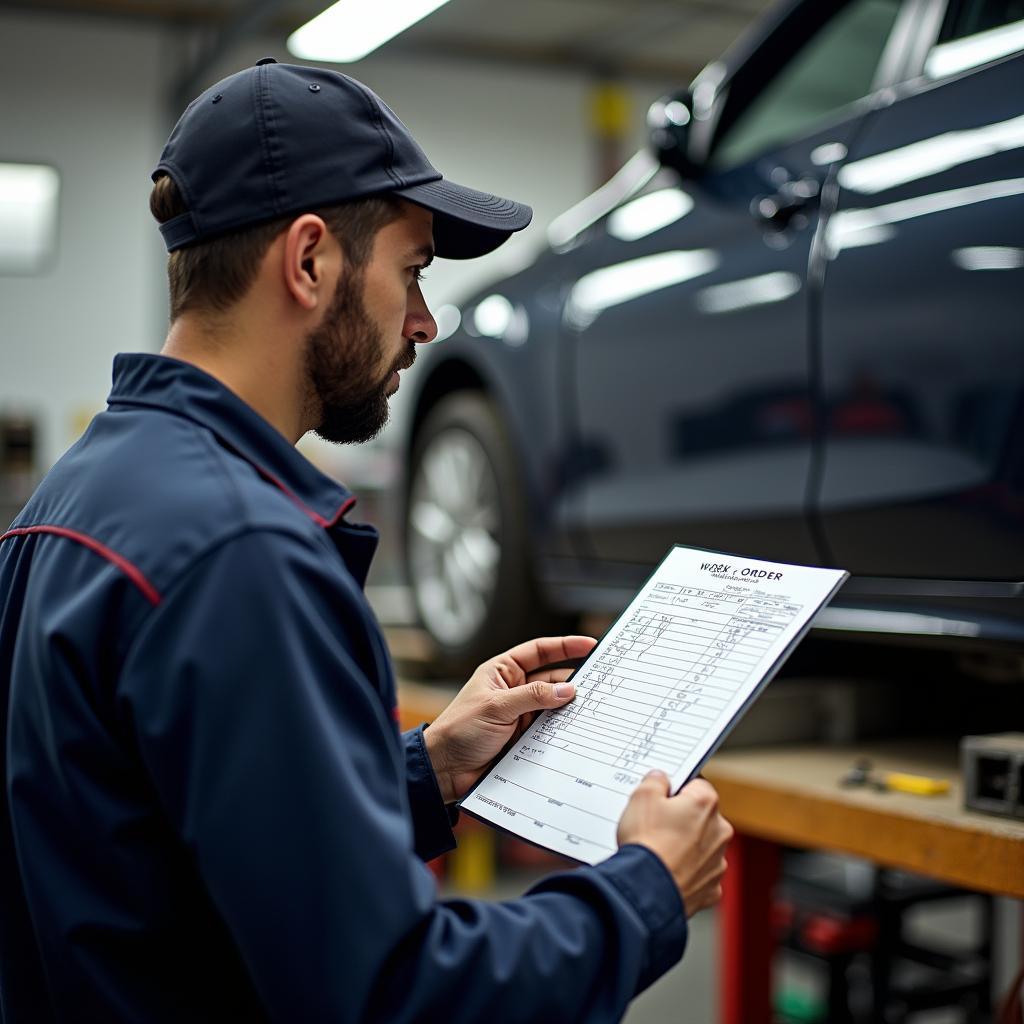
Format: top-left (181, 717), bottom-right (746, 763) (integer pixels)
top-left (0, 10), bottom-right (675, 471)
top-left (0, 11), bottom-right (168, 472)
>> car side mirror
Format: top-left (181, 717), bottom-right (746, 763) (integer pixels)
top-left (648, 92), bottom-right (700, 179)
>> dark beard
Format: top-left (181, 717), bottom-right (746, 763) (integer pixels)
top-left (304, 270), bottom-right (415, 445)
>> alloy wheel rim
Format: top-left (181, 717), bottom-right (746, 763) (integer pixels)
top-left (408, 426), bottom-right (501, 647)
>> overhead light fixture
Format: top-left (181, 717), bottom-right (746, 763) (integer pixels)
top-left (837, 114), bottom-right (1024, 195)
top-left (0, 163), bottom-right (60, 274)
top-left (288, 0), bottom-right (454, 63)
top-left (925, 18), bottom-right (1024, 79)
top-left (825, 178), bottom-right (1024, 259)
top-left (695, 272), bottom-right (801, 315)
top-left (950, 246), bottom-right (1024, 271)
top-left (606, 188), bottom-right (694, 242)
top-left (564, 248), bottom-right (719, 329)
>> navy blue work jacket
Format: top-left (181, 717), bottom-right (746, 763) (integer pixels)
top-left (0, 353), bottom-right (686, 1022)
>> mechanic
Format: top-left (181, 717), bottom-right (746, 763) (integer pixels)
top-left (0, 60), bottom-right (733, 1022)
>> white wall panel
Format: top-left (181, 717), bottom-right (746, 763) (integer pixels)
top-left (0, 12), bottom-right (168, 470)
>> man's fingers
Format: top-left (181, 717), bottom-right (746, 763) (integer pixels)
top-left (717, 816), bottom-right (736, 848)
top-left (528, 667), bottom-right (576, 685)
top-left (638, 769), bottom-right (671, 797)
top-left (680, 777), bottom-right (719, 811)
top-left (502, 635), bottom-right (597, 678)
top-left (494, 678), bottom-right (575, 720)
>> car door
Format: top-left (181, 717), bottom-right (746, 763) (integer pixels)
top-left (817, 0), bottom-right (1024, 581)
top-left (564, 0), bottom-right (905, 577)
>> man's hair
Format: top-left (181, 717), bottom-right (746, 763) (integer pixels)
top-left (150, 174), bottom-right (402, 321)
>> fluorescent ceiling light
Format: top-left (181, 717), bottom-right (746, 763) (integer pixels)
top-left (607, 188), bottom-right (694, 242)
top-left (925, 18), bottom-right (1024, 79)
top-left (288, 0), bottom-right (453, 63)
top-left (837, 114), bottom-right (1024, 195)
top-left (826, 178), bottom-right (1024, 258)
top-left (695, 272), bottom-right (801, 315)
top-left (950, 246), bottom-right (1024, 271)
top-left (0, 163), bottom-right (60, 274)
top-left (565, 249), bottom-right (719, 329)
top-left (813, 607), bottom-right (979, 638)
top-left (810, 142), bottom-right (847, 166)
top-left (824, 222), bottom-right (897, 257)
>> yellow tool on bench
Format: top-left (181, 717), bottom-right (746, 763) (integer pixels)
top-left (839, 757), bottom-right (951, 796)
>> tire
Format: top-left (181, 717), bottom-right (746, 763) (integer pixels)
top-left (404, 391), bottom-right (568, 677)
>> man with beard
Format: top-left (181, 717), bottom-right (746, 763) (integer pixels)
top-left (0, 60), bottom-right (732, 1023)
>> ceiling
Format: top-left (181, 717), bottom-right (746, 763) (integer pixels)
top-left (3, 0), bottom-right (774, 85)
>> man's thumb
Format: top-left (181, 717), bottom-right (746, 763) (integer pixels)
top-left (501, 680), bottom-right (575, 718)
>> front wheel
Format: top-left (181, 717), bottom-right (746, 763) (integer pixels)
top-left (404, 391), bottom-right (566, 676)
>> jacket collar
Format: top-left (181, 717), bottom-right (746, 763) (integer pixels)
top-left (108, 353), bottom-right (357, 529)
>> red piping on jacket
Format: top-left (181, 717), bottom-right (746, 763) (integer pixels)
top-left (0, 525), bottom-right (162, 606)
top-left (261, 471), bottom-right (356, 528)
top-left (240, 461), bottom-right (356, 528)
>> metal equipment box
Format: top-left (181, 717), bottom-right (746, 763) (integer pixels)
top-left (961, 733), bottom-right (1024, 821)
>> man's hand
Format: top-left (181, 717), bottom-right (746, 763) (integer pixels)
top-left (617, 771), bottom-right (734, 917)
top-left (423, 636), bottom-right (597, 803)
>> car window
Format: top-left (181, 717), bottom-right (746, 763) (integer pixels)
top-left (710, 0), bottom-right (902, 171)
top-left (925, 0), bottom-right (1024, 77)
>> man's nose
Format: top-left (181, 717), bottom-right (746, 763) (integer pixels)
top-left (406, 282), bottom-right (438, 344)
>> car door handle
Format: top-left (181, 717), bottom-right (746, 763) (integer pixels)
top-left (751, 177), bottom-right (821, 228)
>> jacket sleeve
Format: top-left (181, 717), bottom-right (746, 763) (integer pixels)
top-left (119, 528), bottom-right (687, 1024)
top-left (402, 725), bottom-right (459, 862)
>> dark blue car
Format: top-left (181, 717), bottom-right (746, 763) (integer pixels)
top-left (401, 0), bottom-right (1024, 673)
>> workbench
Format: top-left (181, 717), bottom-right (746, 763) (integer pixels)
top-left (703, 740), bottom-right (1024, 1024)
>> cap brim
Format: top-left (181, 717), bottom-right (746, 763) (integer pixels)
top-left (393, 178), bottom-right (533, 260)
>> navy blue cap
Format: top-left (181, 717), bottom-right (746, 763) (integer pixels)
top-left (153, 59), bottom-right (532, 259)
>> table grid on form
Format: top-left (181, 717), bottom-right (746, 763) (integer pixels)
top-left (535, 583), bottom-right (803, 787)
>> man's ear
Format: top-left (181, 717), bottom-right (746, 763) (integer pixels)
top-left (281, 214), bottom-right (341, 312)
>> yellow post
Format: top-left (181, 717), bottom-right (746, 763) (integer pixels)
top-left (448, 820), bottom-right (497, 894)
top-left (589, 80), bottom-right (631, 187)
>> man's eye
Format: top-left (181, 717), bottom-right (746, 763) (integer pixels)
top-left (411, 267), bottom-right (427, 283)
